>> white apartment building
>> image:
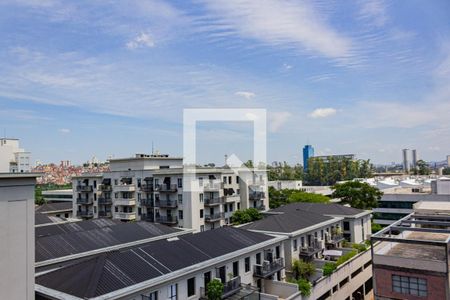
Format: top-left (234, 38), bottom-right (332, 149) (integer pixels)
top-left (268, 180), bottom-right (303, 190)
top-left (0, 173), bottom-right (40, 300)
top-left (0, 138), bottom-right (31, 173)
top-left (73, 153), bottom-right (269, 231)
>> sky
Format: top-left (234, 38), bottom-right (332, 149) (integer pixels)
top-left (1, 0), bottom-right (450, 166)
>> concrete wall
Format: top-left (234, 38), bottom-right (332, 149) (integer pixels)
top-left (0, 175), bottom-right (36, 300)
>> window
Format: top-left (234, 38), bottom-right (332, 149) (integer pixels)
top-left (178, 194), bottom-right (183, 204)
top-left (200, 209), bottom-right (204, 218)
top-left (293, 239), bottom-right (298, 251)
top-left (321, 230), bottom-right (324, 240)
top-left (236, 176), bottom-right (239, 184)
top-left (228, 176), bottom-right (232, 184)
top-left (224, 204), bottom-right (228, 213)
top-left (229, 203), bottom-right (233, 212)
top-left (344, 221), bottom-right (350, 230)
top-left (146, 291), bottom-right (158, 300)
top-left (245, 257), bottom-right (250, 272)
top-left (187, 277), bottom-right (195, 297)
top-left (199, 193), bottom-right (204, 202)
top-left (115, 206), bottom-right (118, 212)
top-left (233, 261), bottom-right (239, 277)
top-left (177, 178), bottom-right (182, 188)
top-left (392, 275), bottom-right (427, 297)
top-left (169, 284), bottom-right (177, 300)
top-left (178, 210), bottom-right (183, 220)
top-left (237, 203), bottom-right (240, 210)
top-left (114, 179), bottom-right (118, 185)
top-left (223, 176), bottom-right (227, 183)
top-left (339, 277), bottom-right (349, 288)
top-left (256, 253), bottom-right (261, 264)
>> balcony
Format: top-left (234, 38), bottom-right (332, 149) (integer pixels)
top-left (115, 212), bottom-right (136, 221)
top-left (141, 213), bottom-right (154, 222)
top-left (76, 185), bottom-right (93, 192)
top-left (205, 213), bottom-right (224, 222)
top-left (300, 241), bottom-right (323, 258)
top-left (156, 199), bottom-right (178, 208)
top-left (114, 184), bottom-right (136, 192)
top-left (204, 196), bottom-right (224, 206)
top-left (140, 184), bottom-right (154, 192)
top-left (115, 198), bottom-right (136, 206)
top-left (141, 198), bottom-right (154, 207)
top-left (203, 181), bottom-right (224, 191)
top-left (76, 197), bottom-right (93, 205)
top-left (98, 197), bottom-right (112, 205)
top-left (98, 184), bottom-right (112, 192)
top-left (77, 211), bottom-right (93, 218)
top-left (326, 234), bottom-right (345, 246)
top-left (156, 184), bottom-right (178, 193)
top-left (253, 258), bottom-right (285, 278)
top-left (249, 191), bottom-right (265, 200)
top-left (98, 211), bottom-right (112, 218)
top-left (156, 215), bottom-right (178, 224)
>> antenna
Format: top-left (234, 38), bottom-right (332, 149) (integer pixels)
top-left (152, 141), bottom-right (154, 155)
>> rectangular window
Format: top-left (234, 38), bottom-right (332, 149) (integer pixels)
top-left (245, 257), bottom-right (250, 272)
top-left (177, 178), bottom-right (182, 188)
top-left (256, 253), bottom-right (261, 264)
top-left (199, 193), bottom-right (204, 202)
top-left (321, 230), bottom-right (324, 240)
top-left (178, 194), bottom-right (183, 204)
top-left (178, 210), bottom-right (183, 220)
top-left (293, 239), bottom-right (298, 251)
top-left (169, 284), bottom-right (177, 300)
top-left (233, 261), bottom-right (239, 277)
top-left (223, 176), bottom-right (227, 183)
top-left (187, 277), bottom-right (195, 297)
top-left (344, 221), bottom-right (350, 231)
top-left (228, 176), bottom-right (232, 184)
top-left (392, 275), bottom-right (427, 297)
top-left (147, 291), bottom-right (158, 300)
top-left (200, 209), bottom-right (204, 218)
top-left (236, 176), bottom-right (239, 184)
top-left (229, 203), bottom-right (233, 212)
top-left (224, 204), bottom-right (228, 213)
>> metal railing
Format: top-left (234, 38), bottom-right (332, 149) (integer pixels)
top-left (205, 213), bottom-right (224, 222)
top-left (155, 200), bottom-right (178, 208)
top-left (98, 211), bottom-right (112, 217)
top-left (203, 181), bottom-right (224, 190)
top-left (156, 215), bottom-right (178, 224)
top-left (76, 198), bottom-right (93, 205)
top-left (77, 211), bottom-right (93, 218)
top-left (76, 185), bottom-right (93, 192)
top-left (253, 258), bottom-right (284, 278)
top-left (98, 197), bottom-right (112, 205)
top-left (156, 184), bottom-right (178, 192)
top-left (98, 184), bottom-right (112, 191)
top-left (300, 241), bottom-right (323, 257)
top-left (249, 191), bottom-right (265, 200)
top-left (204, 197), bottom-right (225, 206)
top-left (140, 184), bottom-right (154, 192)
top-left (141, 198), bottom-right (154, 207)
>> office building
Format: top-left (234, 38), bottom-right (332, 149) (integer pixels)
top-left (0, 138), bottom-right (31, 173)
top-left (402, 149), bottom-right (410, 173)
top-left (0, 173), bottom-right (40, 300)
top-left (372, 201), bottom-right (450, 299)
top-left (243, 202), bottom-right (373, 300)
top-left (73, 153), bottom-right (268, 232)
top-left (36, 227), bottom-right (290, 300)
top-left (411, 149), bottom-right (418, 169)
top-left (303, 144), bottom-right (314, 171)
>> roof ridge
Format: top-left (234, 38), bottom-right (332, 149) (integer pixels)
top-left (85, 254), bottom-right (108, 298)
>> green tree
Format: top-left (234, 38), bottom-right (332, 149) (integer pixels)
top-left (292, 259), bottom-right (316, 280)
top-left (297, 278), bottom-right (312, 296)
top-left (322, 262), bottom-right (337, 276)
top-left (206, 279), bottom-right (224, 300)
top-left (413, 159), bottom-right (431, 175)
top-left (268, 187), bottom-right (329, 208)
top-left (231, 208), bottom-right (262, 225)
top-left (443, 167), bottom-right (450, 175)
top-left (371, 223), bottom-right (383, 234)
top-left (331, 181), bottom-right (382, 209)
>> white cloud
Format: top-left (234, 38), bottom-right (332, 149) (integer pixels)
top-left (358, 0), bottom-right (389, 27)
top-left (126, 33), bottom-right (155, 49)
top-left (235, 91), bottom-right (255, 100)
top-left (308, 108), bottom-right (337, 118)
top-left (283, 63), bottom-right (292, 70)
top-left (199, 0), bottom-right (352, 60)
top-left (269, 111), bottom-right (291, 132)
top-left (58, 128), bottom-right (70, 134)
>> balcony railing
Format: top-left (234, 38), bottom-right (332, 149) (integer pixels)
top-left (200, 276), bottom-right (242, 299)
top-left (155, 200), bottom-right (178, 208)
top-left (140, 184), bottom-right (154, 192)
top-left (141, 198), bottom-right (154, 207)
top-left (156, 215), bottom-right (178, 224)
top-left (141, 213), bottom-right (154, 222)
top-left (203, 181), bottom-right (224, 191)
top-left (254, 204), bottom-right (266, 211)
top-left (326, 234), bottom-right (345, 245)
top-left (300, 241), bottom-right (323, 257)
top-left (204, 197), bottom-right (225, 206)
top-left (98, 197), bottom-right (112, 205)
top-left (115, 198), bottom-right (136, 206)
top-left (98, 211), bottom-right (112, 217)
top-left (98, 184), bottom-right (112, 192)
top-left (76, 198), bottom-right (93, 205)
top-left (115, 212), bottom-right (136, 221)
top-left (253, 258), bottom-right (285, 278)
top-left (114, 184), bottom-right (136, 192)
top-left (205, 213), bottom-right (224, 222)
top-left (77, 211), bottom-right (93, 218)
top-left (249, 191), bottom-right (265, 200)
top-left (156, 184), bottom-right (178, 193)
top-left (76, 185), bottom-right (93, 192)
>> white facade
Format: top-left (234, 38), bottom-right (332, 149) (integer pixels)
top-left (0, 173), bottom-right (38, 300)
top-left (73, 154), bottom-right (269, 232)
top-left (268, 180), bottom-right (303, 190)
top-left (431, 177), bottom-right (450, 195)
top-left (0, 138), bottom-right (32, 173)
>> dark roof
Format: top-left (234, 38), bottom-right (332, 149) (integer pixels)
top-left (271, 202), bottom-right (365, 216)
top-left (35, 202), bottom-right (72, 213)
top-left (242, 209), bottom-right (333, 233)
top-left (35, 219), bottom-right (181, 263)
top-left (36, 227), bottom-right (276, 298)
top-left (35, 213), bottom-right (65, 226)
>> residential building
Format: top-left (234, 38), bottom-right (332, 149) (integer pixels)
top-left (0, 138), bottom-right (31, 173)
top-left (42, 189), bottom-right (73, 202)
top-left (371, 201), bottom-right (450, 299)
top-left (243, 202), bottom-right (373, 300)
top-left (431, 176), bottom-right (450, 194)
top-left (402, 149), bottom-right (410, 173)
top-left (72, 153), bottom-right (268, 232)
top-left (0, 173), bottom-right (40, 300)
top-left (303, 144), bottom-right (314, 171)
top-left (268, 180), bottom-right (303, 190)
top-left (35, 227), bottom-right (291, 300)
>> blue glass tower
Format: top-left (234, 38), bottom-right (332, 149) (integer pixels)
top-left (303, 145), bottom-right (314, 171)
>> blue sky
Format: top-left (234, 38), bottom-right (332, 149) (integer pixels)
top-left (1, 0), bottom-right (450, 165)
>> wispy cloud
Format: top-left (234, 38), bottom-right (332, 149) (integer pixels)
top-left (308, 108), bottom-right (337, 118)
top-left (126, 32), bottom-right (155, 49)
top-left (235, 91), bottom-right (255, 100)
top-left (358, 0), bottom-right (389, 27)
top-left (58, 128), bottom-right (70, 134)
top-left (269, 111), bottom-right (291, 132)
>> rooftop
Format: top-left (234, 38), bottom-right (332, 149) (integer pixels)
top-left (271, 202), bottom-right (367, 217)
top-left (36, 227), bottom-right (281, 299)
top-left (35, 202), bottom-right (72, 213)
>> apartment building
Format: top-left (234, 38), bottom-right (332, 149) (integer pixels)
top-left (373, 177), bottom-right (450, 225)
top-left (372, 201), bottom-right (450, 299)
top-left (0, 173), bottom-right (40, 300)
top-left (73, 153), bottom-right (268, 231)
top-left (243, 203), bottom-right (373, 300)
top-left (42, 189), bottom-right (73, 202)
top-left (36, 227), bottom-right (291, 300)
top-left (0, 138), bottom-right (31, 173)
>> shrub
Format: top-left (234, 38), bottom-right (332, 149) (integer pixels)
top-left (292, 259), bottom-right (316, 280)
top-left (322, 262), bottom-right (337, 276)
top-left (371, 223), bottom-right (383, 234)
top-left (206, 279), bottom-right (224, 300)
top-left (231, 208), bottom-right (262, 225)
top-left (352, 243), bottom-right (368, 253)
top-left (336, 250), bottom-right (358, 266)
top-left (297, 278), bottom-right (312, 296)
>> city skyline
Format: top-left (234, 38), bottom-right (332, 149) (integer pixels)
top-left (1, 1), bottom-right (450, 165)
